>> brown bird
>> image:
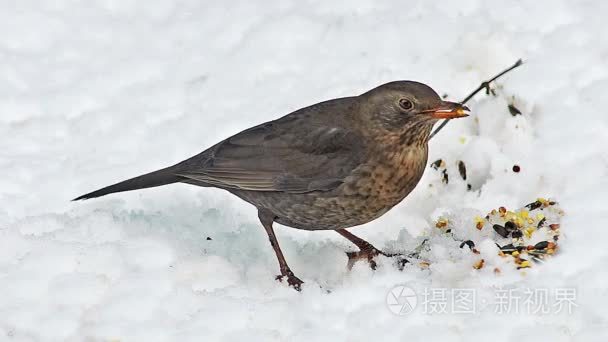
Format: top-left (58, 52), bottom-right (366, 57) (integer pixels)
top-left (74, 81), bottom-right (469, 290)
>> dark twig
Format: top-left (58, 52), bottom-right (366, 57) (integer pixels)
top-left (429, 59), bottom-right (523, 140)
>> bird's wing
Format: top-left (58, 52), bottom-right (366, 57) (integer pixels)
top-left (176, 110), bottom-right (365, 193)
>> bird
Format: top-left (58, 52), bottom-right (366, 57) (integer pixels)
top-left (74, 81), bottom-right (469, 291)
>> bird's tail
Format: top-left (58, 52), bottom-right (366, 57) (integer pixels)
top-left (73, 166), bottom-right (182, 201)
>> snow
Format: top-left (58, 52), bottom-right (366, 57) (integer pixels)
top-left (1, 0), bottom-right (607, 341)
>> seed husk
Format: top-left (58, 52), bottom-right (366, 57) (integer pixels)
top-left (431, 159), bottom-right (443, 170)
top-left (460, 240), bottom-right (475, 249)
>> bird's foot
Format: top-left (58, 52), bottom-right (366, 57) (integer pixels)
top-left (346, 246), bottom-right (386, 270)
top-left (275, 268), bottom-right (304, 291)
top-left (346, 248), bottom-right (408, 270)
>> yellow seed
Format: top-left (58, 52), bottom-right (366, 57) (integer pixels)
top-left (527, 218), bottom-right (534, 224)
top-left (512, 251), bottom-right (520, 257)
top-left (536, 213), bottom-right (545, 221)
top-left (435, 218), bottom-right (448, 228)
top-left (519, 260), bottom-right (531, 268)
top-left (519, 210), bottom-right (529, 219)
top-left (473, 259), bottom-right (485, 269)
top-left (459, 136), bottom-right (466, 144)
top-left (474, 216), bottom-right (484, 230)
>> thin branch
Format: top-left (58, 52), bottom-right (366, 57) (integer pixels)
top-left (429, 59), bottom-right (524, 140)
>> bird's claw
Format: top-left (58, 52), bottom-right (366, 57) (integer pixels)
top-left (393, 256), bottom-right (410, 271)
top-left (276, 270), bottom-right (304, 291)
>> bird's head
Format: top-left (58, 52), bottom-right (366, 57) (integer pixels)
top-left (358, 81), bottom-right (469, 144)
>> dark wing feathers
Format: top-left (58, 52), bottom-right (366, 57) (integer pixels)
top-left (177, 103), bottom-right (364, 193)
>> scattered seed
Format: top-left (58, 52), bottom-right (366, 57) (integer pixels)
top-left (537, 217), bottom-right (546, 229)
top-left (493, 224), bottom-right (510, 238)
top-left (473, 259), bottom-right (485, 270)
top-left (511, 230), bottom-right (523, 239)
top-left (430, 159), bottom-right (443, 170)
top-left (508, 103), bottom-right (522, 116)
top-left (460, 240), bottom-right (475, 249)
top-left (458, 160), bottom-right (467, 180)
top-left (512, 165), bottom-right (521, 173)
top-left (549, 224), bottom-right (560, 230)
top-left (441, 169), bottom-right (449, 184)
top-left (519, 260), bottom-right (531, 268)
top-left (467, 184), bottom-right (472, 191)
top-left (504, 221), bottom-right (516, 231)
top-left (436, 218), bottom-right (449, 228)
top-left (206, 237), bottom-right (212, 241)
top-left (474, 216), bottom-right (485, 230)
top-left (525, 200), bottom-right (543, 211)
top-left (534, 241), bottom-right (549, 250)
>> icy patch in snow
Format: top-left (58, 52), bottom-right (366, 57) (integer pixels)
top-left (2, 1), bottom-right (608, 341)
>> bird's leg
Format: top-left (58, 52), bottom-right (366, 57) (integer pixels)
top-left (258, 210), bottom-right (304, 291)
top-left (336, 229), bottom-right (399, 270)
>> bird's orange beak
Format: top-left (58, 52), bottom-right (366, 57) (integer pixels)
top-left (422, 101), bottom-right (470, 119)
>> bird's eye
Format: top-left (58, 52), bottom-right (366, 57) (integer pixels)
top-left (399, 99), bottom-right (414, 111)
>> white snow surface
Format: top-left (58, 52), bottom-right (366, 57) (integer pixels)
top-left (1, 1), bottom-right (608, 341)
